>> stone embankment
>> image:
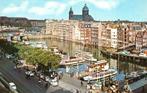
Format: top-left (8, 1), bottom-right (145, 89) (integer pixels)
top-left (27, 34), bottom-right (82, 44)
top-left (27, 34), bottom-right (51, 39)
top-left (101, 50), bottom-right (147, 67)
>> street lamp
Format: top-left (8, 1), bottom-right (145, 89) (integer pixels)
top-left (109, 53), bottom-right (112, 68)
top-left (48, 62), bottom-right (52, 72)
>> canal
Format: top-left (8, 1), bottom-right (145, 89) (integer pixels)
top-left (32, 38), bottom-right (147, 74)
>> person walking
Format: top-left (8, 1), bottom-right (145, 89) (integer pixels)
top-left (81, 80), bottom-right (83, 87)
top-left (45, 82), bottom-right (48, 88)
top-left (76, 89), bottom-right (79, 93)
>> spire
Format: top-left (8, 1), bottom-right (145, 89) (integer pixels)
top-left (69, 7), bottom-right (73, 12)
top-left (69, 7), bottom-right (73, 20)
top-left (83, 3), bottom-right (89, 11)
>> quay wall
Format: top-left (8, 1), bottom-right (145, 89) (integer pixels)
top-left (101, 50), bottom-right (147, 67)
top-left (26, 34), bottom-right (99, 46)
top-left (27, 34), bottom-right (51, 39)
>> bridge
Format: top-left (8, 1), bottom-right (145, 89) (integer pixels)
top-left (117, 44), bottom-right (136, 51)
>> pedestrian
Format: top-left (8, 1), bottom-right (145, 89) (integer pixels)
top-left (38, 77), bottom-right (41, 84)
top-left (145, 74), bottom-right (147, 80)
top-left (81, 80), bottom-right (83, 86)
top-left (48, 82), bottom-right (51, 87)
top-left (76, 89), bottom-right (79, 93)
top-left (45, 82), bottom-right (48, 88)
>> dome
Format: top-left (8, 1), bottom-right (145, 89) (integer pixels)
top-left (83, 4), bottom-right (89, 11)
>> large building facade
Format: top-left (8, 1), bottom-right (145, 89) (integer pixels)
top-left (69, 4), bottom-right (94, 21)
top-left (46, 19), bottom-right (147, 49)
top-left (46, 20), bottom-right (101, 45)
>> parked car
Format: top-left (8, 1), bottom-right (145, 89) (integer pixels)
top-left (39, 73), bottom-right (45, 79)
top-left (139, 53), bottom-right (147, 57)
top-left (9, 82), bottom-right (17, 91)
top-left (50, 78), bottom-right (58, 87)
top-left (25, 71), bottom-right (35, 77)
top-left (5, 54), bottom-right (14, 59)
top-left (45, 76), bottom-right (50, 82)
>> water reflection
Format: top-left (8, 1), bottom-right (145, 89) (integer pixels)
top-left (32, 38), bottom-right (147, 74)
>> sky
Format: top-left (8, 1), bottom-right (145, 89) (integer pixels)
top-left (0, 0), bottom-right (147, 21)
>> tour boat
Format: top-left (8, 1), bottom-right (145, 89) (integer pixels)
top-left (81, 60), bottom-right (117, 81)
top-left (60, 56), bottom-right (85, 66)
top-left (83, 69), bottom-right (117, 81)
top-left (75, 51), bottom-right (97, 61)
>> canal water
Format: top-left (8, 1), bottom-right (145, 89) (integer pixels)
top-left (31, 38), bottom-right (147, 75)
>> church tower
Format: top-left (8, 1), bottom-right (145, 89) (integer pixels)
top-left (69, 7), bottom-right (73, 20)
top-left (82, 4), bottom-right (89, 17)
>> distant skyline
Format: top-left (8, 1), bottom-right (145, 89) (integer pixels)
top-left (0, 0), bottom-right (147, 21)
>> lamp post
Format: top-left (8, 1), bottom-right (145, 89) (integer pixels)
top-left (76, 61), bottom-right (79, 77)
top-left (48, 62), bottom-right (52, 72)
top-left (109, 53), bottom-right (112, 68)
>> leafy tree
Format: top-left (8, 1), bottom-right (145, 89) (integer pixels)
top-left (1, 41), bottom-right (62, 71)
top-left (48, 54), bottom-right (61, 69)
top-left (0, 39), bottom-right (18, 55)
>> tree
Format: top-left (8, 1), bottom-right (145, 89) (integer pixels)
top-left (48, 54), bottom-right (61, 69)
top-left (0, 39), bottom-right (18, 55)
top-left (10, 43), bottom-right (61, 71)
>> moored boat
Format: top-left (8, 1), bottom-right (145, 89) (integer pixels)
top-left (80, 60), bottom-right (117, 81)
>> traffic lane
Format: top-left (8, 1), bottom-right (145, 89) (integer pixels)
top-left (0, 69), bottom-right (32, 93)
top-left (0, 60), bottom-right (47, 93)
top-left (0, 62), bottom-right (39, 93)
top-left (47, 86), bottom-right (72, 93)
top-left (0, 60), bottom-right (69, 93)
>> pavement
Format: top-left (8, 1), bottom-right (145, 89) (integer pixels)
top-left (59, 74), bottom-right (87, 93)
top-left (0, 58), bottom-right (72, 93)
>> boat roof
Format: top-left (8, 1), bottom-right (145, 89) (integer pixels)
top-left (88, 60), bottom-right (107, 68)
top-left (95, 60), bottom-right (107, 65)
top-left (9, 82), bottom-right (15, 86)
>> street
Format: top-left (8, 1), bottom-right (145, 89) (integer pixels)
top-left (0, 59), bottom-right (72, 93)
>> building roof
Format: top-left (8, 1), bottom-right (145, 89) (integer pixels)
top-left (84, 15), bottom-right (94, 21)
top-left (69, 4), bottom-right (94, 21)
top-left (71, 15), bottom-right (83, 20)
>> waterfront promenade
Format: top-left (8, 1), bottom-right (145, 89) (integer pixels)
top-left (59, 74), bottom-right (104, 93)
top-left (60, 74), bottom-right (87, 93)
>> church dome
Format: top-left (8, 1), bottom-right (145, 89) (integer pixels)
top-left (83, 4), bottom-right (89, 11)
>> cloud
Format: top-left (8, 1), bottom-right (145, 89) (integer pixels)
top-left (0, 0), bottom-right (120, 17)
top-left (29, 1), bottom-right (66, 16)
top-left (86, 0), bottom-right (119, 10)
top-left (29, 0), bottom-right (120, 16)
top-left (68, 0), bottom-right (119, 10)
top-left (68, 0), bottom-right (82, 5)
top-left (1, 0), bottom-right (28, 14)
